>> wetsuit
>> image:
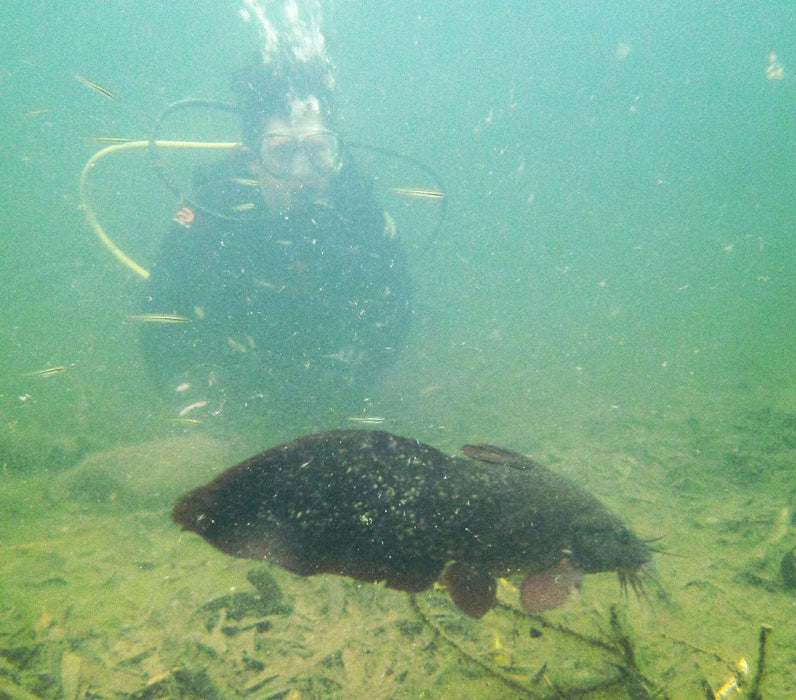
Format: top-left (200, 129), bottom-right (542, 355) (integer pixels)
top-left (139, 156), bottom-right (412, 430)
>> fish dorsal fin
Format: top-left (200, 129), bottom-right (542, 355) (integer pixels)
top-left (461, 444), bottom-right (540, 470)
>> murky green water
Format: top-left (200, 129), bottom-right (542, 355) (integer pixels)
top-left (1, 2), bottom-right (793, 697)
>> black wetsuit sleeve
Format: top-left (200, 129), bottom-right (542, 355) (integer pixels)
top-left (138, 212), bottom-right (224, 392)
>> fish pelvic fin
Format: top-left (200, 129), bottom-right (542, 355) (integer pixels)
top-left (440, 561), bottom-right (497, 618)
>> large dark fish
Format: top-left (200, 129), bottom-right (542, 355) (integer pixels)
top-left (172, 430), bottom-right (651, 618)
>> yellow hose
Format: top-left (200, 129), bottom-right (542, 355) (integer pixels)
top-left (79, 140), bottom-right (242, 279)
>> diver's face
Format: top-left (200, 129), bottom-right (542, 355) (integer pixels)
top-left (256, 111), bottom-right (341, 213)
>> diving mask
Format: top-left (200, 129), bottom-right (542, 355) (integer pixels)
top-left (260, 128), bottom-right (342, 181)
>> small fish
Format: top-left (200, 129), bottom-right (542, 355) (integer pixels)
top-left (172, 417), bottom-right (203, 426)
top-left (178, 401), bottom-right (208, 417)
top-left (231, 202), bottom-right (257, 212)
top-left (21, 366), bottom-right (67, 378)
top-left (390, 187), bottom-right (445, 200)
top-left (127, 313), bottom-right (191, 324)
top-left (347, 416), bottom-right (386, 425)
top-left (74, 74), bottom-right (118, 101)
top-left (230, 177), bottom-right (261, 188)
top-left (84, 136), bottom-right (135, 144)
top-left (253, 279), bottom-right (278, 290)
top-left (227, 337), bottom-right (249, 353)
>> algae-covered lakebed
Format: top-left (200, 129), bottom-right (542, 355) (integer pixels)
top-left (1, 406), bottom-right (794, 698)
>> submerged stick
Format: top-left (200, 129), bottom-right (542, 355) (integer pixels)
top-left (746, 624), bottom-right (772, 700)
top-left (608, 605), bottom-right (659, 699)
top-left (494, 600), bottom-right (619, 653)
top-left (408, 595), bottom-right (540, 698)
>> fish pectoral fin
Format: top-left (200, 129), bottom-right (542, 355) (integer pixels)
top-left (519, 559), bottom-right (583, 613)
top-left (440, 561), bottom-right (497, 618)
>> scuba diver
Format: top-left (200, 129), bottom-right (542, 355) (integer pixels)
top-left (137, 54), bottom-right (413, 431)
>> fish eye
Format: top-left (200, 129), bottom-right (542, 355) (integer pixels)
top-left (616, 526), bottom-right (631, 543)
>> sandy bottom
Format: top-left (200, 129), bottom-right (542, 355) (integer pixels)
top-left (1, 406), bottom-right (793, 698)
